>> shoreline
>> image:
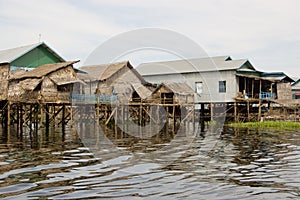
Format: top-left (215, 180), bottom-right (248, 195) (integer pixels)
top-left (227, 121), bottom-right (300, 130)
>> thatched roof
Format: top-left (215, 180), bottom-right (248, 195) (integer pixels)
top-left (50, 77), bottom-right (86, 86)
top-left (19, 78), bottom-right (42, 91)
top-left (79, 61), bottom-right (147, 84)
top-left (9, 68), bottom-right (27, 79)
top-left (155, 82), bottom-right (195, 96)
top-left (10, 61), bottom-right (79, 80)
top-left (131, 83), bottom-right (152, 99)
top-left (79, 61), bottom-right (127, 82)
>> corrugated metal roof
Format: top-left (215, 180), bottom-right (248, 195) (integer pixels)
top-left (137, 56), bottom-right (254, 76)
top-left (260, 72), bottom-right (294, 82)
top-left (10, 61), bottom-right (78, 80)
top-left (292, 78), bottom-right (300, 86)
top-left (0, 42), bottom-right (65, 64)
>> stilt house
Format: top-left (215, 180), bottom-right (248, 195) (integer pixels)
top-left (137, 56), bottom-right (294, 103)
top-left (0, 42), bottom-right (65, 101)
top-left (151, 82), bottom-right (194, 104)
top-left (8, 61), bottom-right (80, 103)
top-left (79, 61), bottom-right (152, 103)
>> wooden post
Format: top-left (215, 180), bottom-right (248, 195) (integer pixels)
top-left (244, 77), bottom-right (247, 95)
top-left (259, 79), bottom-right (262, 97)
top-left (234, 102), bottom-right (237, 122)
top-left (192, 105), bottom-right (195, 133)
top-left (114, 106), bottom-right (118, 137)
top-left (139, 104), bottom-right (142, 126)
top-left (20, 104), bottom-right (23, 136)
top-left (165, 106), bottom-right (169, 134)
top-left (172, 105), bottom-right (175, 135)
top-left (156, 105), bottom-right (160, 123)
top-left (38, 104), bottom-right (43, 129)
top-left (210, 103), bottom-right (214, 121)
top-left (251, 79), bottom-right (254, 98)
top-left (104, 104), bottom-right (107, 122)
top-left (258, 79), bottom-right (262, 122)
top-left (121, 105), bottom-right (124, 132)
top-left (16, 104), bottom-right (20, 136)
top-left (45, 105), bottom-right (50, 138)
top-left (247, 100), bottom-right (250, 122)
top-left (258, 100), bottom-right (262, 122)
top-left (70, 105), bottom-right (73, 128)
top-left (34, 104), bottom-right (39, 131)
top-left (53, 105), bottom-right (56, 127)
top-left (7, 102), bottom-right (11, 128)
top-left (62, 104), bottom-right (66, 134)
top-left (29, 104), bottom-right (33, 131)
top-left (200, 103), bottom-right (205, 132)
top-left (96, 103), bottom-right (100, 123)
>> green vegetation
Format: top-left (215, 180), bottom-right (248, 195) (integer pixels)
top-left (227, 121), bottom-right (300, 131)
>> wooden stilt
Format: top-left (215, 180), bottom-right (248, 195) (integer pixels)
top-left (258, 79), bottom-right (262, 122)
top-left (20, 104), bottom-right (23, 137)
top-left (139, 104), bottom-right (142, 126)
top-left (192, 105), bottom-right (195, 133)
top-left (53, 105), bottom-right (56, 126)
top-left (7, 102), bottom-right (11, 128)
top-left (70, 105), bottom-right (73, 128)
top-left (62, 104), bottom-right (66, 134)
top-left (45, 104), bottom-right (50, 139)
top-left (121, 105), bottom-right (124, 132)
top-left (34, 104), bottom-right (39, 131)
top-left (210, 103), bottom-right (214, 121)
top-left (105, 107), bottom-right (117, 125)
top-left (247, 100), bottom-right (250, 122)
top-left (234, 102), bottom-right (237, 122)
top-left (258, 100), bottom-right (262, 122)
top-left (251, 79), bottom-right (254, 98)
top-left (165, 106), bottom-right (169, 134)
top-left (200, 103), bottom-right (205, 132)
top-left (16, 104), bottom-right (20, 136)
top-left (115, 106), bottom-right (118, 127)
top-left (172, 105), bottom-right (175, 135)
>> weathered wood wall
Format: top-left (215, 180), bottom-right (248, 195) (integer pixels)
top-left (0, 63), bottom-right (10, 100)
top-left (97, 66), bottom-right (146, 103)
top-left (277, 82), bottom-right (292, 100)
top-left (8, 65), bottom-right (77, 103)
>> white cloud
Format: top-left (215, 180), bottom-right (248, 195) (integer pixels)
top-left (0, 0), bottom-right (299, 76)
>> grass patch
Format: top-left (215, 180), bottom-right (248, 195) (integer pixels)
top-left (227, 121), bottom-right (300, 131)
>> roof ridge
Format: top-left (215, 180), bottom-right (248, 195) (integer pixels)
top-left (138, 56), bottom-right (231, 66)
top-left (0, 42), bottom-right (42, 52)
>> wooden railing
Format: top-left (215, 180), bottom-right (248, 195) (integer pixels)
top-left (70, 93), bottom-right (119, 103)
top-left (259, 92), bottom-right (275, 100)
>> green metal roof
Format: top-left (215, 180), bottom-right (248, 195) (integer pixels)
top-left (0, 42), bottom-right (65, 68)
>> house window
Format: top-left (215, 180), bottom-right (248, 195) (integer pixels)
top-left (195, 81), bottom-right (203, 94)
top-left (219, 81), bottom-right (226, 93)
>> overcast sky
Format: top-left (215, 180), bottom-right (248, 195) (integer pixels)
top-left (0, 0), bottom-right (299, 76)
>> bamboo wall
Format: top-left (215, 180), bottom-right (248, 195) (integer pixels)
top-left (97, 66), bottom-right (147, 103)
top-left (8, 66), bottom-right (77, 103)
top-left (277, 82), bottom-right (292, 100)
top-left (0, 63), bottom-right (9, 100)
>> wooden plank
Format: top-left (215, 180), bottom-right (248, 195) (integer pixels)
top-left (105, 107), bottom-right (117, 125)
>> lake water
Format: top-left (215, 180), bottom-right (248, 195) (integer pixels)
top-left (1, 124), bottom-right (300, 199)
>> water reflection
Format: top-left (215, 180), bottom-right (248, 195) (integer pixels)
top-left (0, 123), bottom-right (300, 199)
